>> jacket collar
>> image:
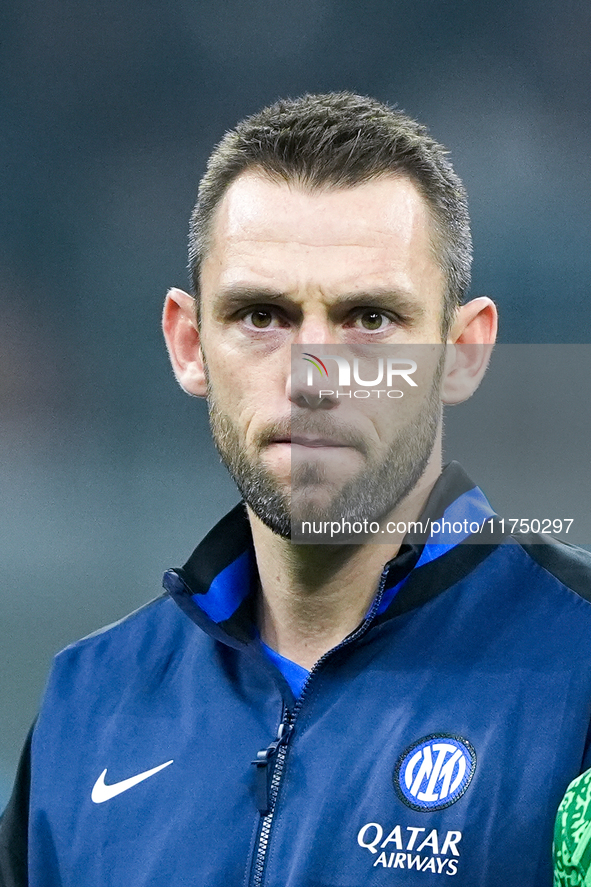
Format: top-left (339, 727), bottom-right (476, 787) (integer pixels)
top-left (163, 462), bottom-right (500, 645)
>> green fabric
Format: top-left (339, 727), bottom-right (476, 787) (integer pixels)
top-left (554, 769), bottom-right (591, 886)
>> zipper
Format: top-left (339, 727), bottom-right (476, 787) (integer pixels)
top-left (249, 713), bottom-right (295, 887)
top-left (251, 717), bottom-right (295, 815)
top-left (248, 565), bottom-right (390, 887)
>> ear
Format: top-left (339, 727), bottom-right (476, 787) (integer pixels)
top-left (441, 297), bottom-right (498, 405)
top-left (162, 288), bottom-right (207, 397)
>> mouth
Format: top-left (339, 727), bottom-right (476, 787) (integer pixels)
top-left (272, 435), bottom-right (352, 448)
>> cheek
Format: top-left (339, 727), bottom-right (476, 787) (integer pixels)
top-left (204, 335), bottom-right (290, 422)
top-left (361, 378), bottom-right (440, 446)
top-left (206, 362), bottom-right (270, 442)
top-left (351, 355), bottom-right (440, 415)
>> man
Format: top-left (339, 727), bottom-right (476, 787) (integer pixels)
top-left (2, 92), bottom-right (591, 886)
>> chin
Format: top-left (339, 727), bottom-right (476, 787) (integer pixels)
top-left (291, 493), bottom-right (341, 524)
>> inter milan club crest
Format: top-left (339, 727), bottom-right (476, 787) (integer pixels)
top-left (394, 734), bottom-right (476, 812)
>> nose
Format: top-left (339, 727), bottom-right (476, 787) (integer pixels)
top-left (294, 316), bottom-right (334, 347)
top-left (287, 348), bottom-right (338, 411)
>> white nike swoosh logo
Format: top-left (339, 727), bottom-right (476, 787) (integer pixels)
top-left (91, 760), bottom-right (174, 803)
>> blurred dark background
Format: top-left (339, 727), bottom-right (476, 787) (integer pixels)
top-left (2, 0), bottom-right (590, 805)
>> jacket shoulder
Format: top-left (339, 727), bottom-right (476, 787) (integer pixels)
top-left (48, 592), bottom-right (196, 689)
top-left (67, 592), bottom-right (172, 647)
top-left (515, 534), bottom-right (591, 603)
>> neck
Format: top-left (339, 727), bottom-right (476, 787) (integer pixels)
top-left (248, 455), bottom-right (441, 670)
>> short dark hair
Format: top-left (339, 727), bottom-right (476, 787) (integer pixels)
top-left (189, 92), bottom-right (472, 334)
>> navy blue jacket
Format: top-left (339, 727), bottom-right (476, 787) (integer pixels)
top-left (2, 462), bottom-right (591, 886)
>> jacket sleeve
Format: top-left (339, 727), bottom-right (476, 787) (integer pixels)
top-left (0, 725), bottom-right (33, 887)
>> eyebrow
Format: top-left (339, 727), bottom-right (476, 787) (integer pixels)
top-left (212, 284), bottom-right (426, 322)
top-left (212, 285), bottom-right (288, 314)
top-left (327, 289), bottom-right (426, 321)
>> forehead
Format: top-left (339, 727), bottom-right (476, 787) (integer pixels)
top-left (202, 171), bottom-right (444, 307)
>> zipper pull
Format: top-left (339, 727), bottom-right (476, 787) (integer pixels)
top-left (251, 721), bottom-right (294, 814)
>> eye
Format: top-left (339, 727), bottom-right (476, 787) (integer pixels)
top-left (352, 309), bottom-right (393, 332)
top-left (249, 309), bottom-right (273, 328)
top-left (242, 308), bottom-right (286, 330)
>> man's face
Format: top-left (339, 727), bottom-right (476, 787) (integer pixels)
top-left (198, 171), bottom-right (448, 537)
